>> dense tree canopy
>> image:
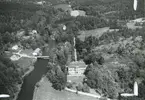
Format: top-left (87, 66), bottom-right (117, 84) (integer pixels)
top-left (0, 55), bottom-right (22, 100)
top-left (0, 0), bottom-right (145, 99)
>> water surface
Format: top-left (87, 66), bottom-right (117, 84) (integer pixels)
top-left (16, 58), bottom-right (48, 100)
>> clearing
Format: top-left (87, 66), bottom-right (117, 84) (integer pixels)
top-left (33, 77), bottom-right (99, 100)
top-left (78, 27), bottom-right (110, 41)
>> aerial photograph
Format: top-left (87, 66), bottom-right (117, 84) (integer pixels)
top-left (0, 0), bottom-right (144, 100)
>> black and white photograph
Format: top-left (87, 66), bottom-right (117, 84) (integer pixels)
top-left (0, 0), bottom-right (144, 100)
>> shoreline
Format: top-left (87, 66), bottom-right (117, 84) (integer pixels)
top-left (33, 75), bottom-right (45, 100)
top-left (13, 58), bottom-right (37, 100)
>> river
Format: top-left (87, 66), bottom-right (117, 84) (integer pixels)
top-left (16, 39), bottom-right (56, 100)
top-left (16, 58), bottom-right (48, 100)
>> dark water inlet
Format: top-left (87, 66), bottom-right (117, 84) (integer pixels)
top-left (16, 58), bottom-right (48, 100)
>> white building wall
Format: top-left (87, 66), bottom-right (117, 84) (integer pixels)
top-left (68, 67), bottom-right (86, 75)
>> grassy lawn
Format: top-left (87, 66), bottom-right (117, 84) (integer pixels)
top-left (53, 4), bottom-right (72, 11)
top-left (20, 49), bottom-right (34, 56)
top-left (14, 57), bottom-right (35, 75)
top-left (15, 49), bottom-right (35, 71)
top-left (78, 27), bottom-right (110, 41)
top-left (67, 75), bottom-right (85, 84)
top-left (33, 77), bottom-right (99, 100)
top-left (127, 22), bottom-right (142, 29)
top-left (5, 49), bottom-right (36, 76)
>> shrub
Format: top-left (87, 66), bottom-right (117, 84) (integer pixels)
top-left (76, 83), bottom-right (83, 91)
top-left (66, 82), bottom-right (73, 89)
top-left (82, 83), bottom-right (90, 93)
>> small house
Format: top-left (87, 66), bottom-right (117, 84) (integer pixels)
top-left (70, 10), bottom-right (86, 17)
top-left (70, 10), bottom-right (79, 17)
top-left (10, 55), bottom-right (21, 61)
top-left (11, 44), bottom-right (22, 52)
top-left (32, 48), bottom-right (41, 56)
top-left (12, 45), bottom-right (19, 50)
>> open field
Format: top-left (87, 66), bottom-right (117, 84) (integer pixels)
top-left (5, 49), bottom-right (36, 75)
top-left (127, 22), bottom-right (142, 29)
top-left (78, 27), bottom-right (110, 41)
top-left (67, 75), bottom-right (84, 83)
top-left (33, 77), bottom-right (99, 100)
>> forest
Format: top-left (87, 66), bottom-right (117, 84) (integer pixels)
top-left (0, 0), bottom-right (144, 100)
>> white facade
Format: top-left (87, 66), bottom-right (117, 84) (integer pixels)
top-left (68, 67), bottom-right (86, 75)
top-left (68, 61), bottom-right (87, 76)
top-left (70, 10), bottom-right (79, 17)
